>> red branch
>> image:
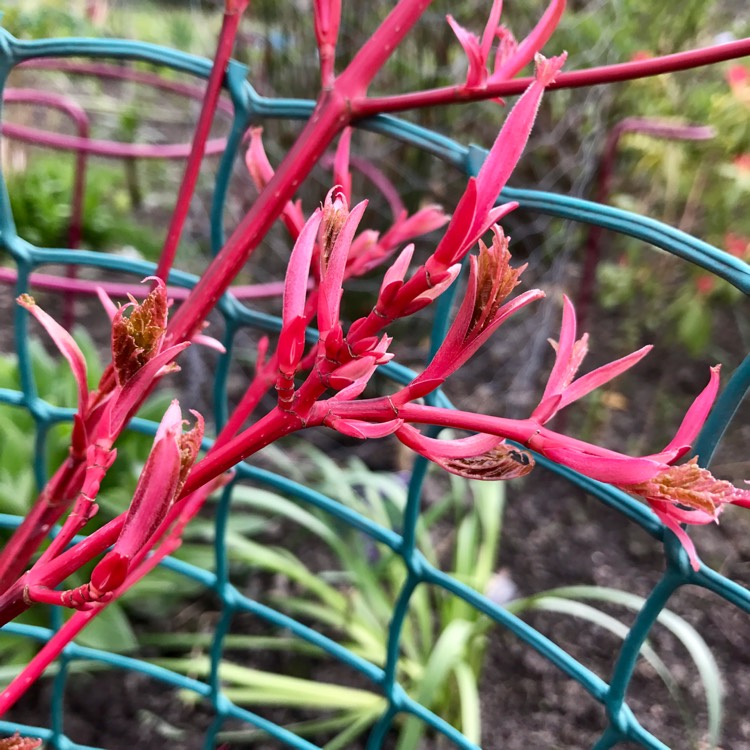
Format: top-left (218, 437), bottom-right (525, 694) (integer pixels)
top-left (354, 38), bottom-right (750, 117)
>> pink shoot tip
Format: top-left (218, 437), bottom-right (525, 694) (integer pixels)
top-left (534, 51), bottom-right (567, 86)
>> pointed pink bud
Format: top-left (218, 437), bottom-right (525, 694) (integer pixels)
top-left (90, 551), bottom-right (130, 593)
top-left (313, 0), bottom-right (342, 48)
top-left (472, 52), bottom-right (566, 234)
top-left (328, 353), bottom-right (381, 391)
top-left (335, 372), bottom-right (374, 401)
top-left (402, 263), bottom-right (461, 315)
top-left (96, 286), bottom-right (119, 321)
top-left (192, 333), bottom-right (226, 353)
top-left (319, 199), bottom-right (367, 336)
top-left (256, 336), bottom-right (270, 370)
top-left (246, 128), bottom-right (305, 237)
top-left (92, 401), bottom-right (188, 592)
top-left (446, 15), bottom-right (487, 89)
top-left (491, 0), bottom-right (566, 81)
top-left (377, 243), bottom-right (415, 309)
top-left (347, 229), bottom-right (380, 266)
top-left (323, 323), bottom-right (346, 360)
top-left (480, 0), bottom-right (504, 61)
top-left (18, 294), bottom-right (89, 414)
top-left (473, 202), bottom-right (519, 246)
top-left (245, 127), bottom-right (275, 190)
top-left (328, 334), bottom-right (392, 397)
top-left (284, 209), bottom-right (323, 327)
top-left (277, 315), bottom-right (309, 376)
top-left (661, 366), bottom-right (720, 456)
top-left (349, 336), bottom-right (380, 356)
top-left (318, 188), bottom-right (349, 272)
top-left (431, 179), bottom-right (478, 270)
top-left (377, 205), bottom-right (450, 262)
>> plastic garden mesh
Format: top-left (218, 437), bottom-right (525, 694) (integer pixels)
top-left (0, 26), bottom-right (750, 750)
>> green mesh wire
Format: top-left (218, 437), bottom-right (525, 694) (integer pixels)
top-left (0, 27), bottom-right (748, 750)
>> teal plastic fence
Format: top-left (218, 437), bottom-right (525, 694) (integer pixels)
top-left (0, 27), bottom-right (749, 750)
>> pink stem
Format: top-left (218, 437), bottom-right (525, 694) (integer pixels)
top-left (0, 605), bottom-right (100, 713)
top-left (155, 2), bottom-right (248, 281)
top-left (166, 92), bottom-right (348, 342)
top-left (0, 122), bottom-right (227, 160)
top-left (4, 89), bottom-right (91, 328)
top-left (0, 266), bottom-right (288, 300)
top-left (214, 361), bottom-right (277, 448)
top-left (168, 0), bottom-right (434, 343)
top-left (19, 59), bottom-right (235, 118)
top-left (334, 0), bottom-right (433, 100)
top-left (320, 152), bottom-right (405, 217)
top-left (354, 38), bottom-right (750, 117)
top-left (0, 406), bottom-right (297, 626)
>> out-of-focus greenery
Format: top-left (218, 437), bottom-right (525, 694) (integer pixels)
top-left (150, 442), bottom-right (722, 748)
top-left (6, 154), bottom-right (163, 257)
top-left (596, 58), bottom-right (750, 356)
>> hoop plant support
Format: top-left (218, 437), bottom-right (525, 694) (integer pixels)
top-left (0, 26), bottom-right (749, 750)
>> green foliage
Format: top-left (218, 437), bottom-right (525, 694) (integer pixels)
top-left (6, 155), bottom-right (162, 259)
top-left (153, 442), bottom-right (721, 748)
top-left (577, 1), bottom-right (750, 357)
top-left (2, 2), bottom-right (93, 39)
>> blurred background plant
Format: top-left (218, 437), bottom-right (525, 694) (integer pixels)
top-left (5, 155), bottom-right (162, 257)
top-left (142, 443), bottom-right (722, 748)
top-left (0, 0), bottom-right (748, 747)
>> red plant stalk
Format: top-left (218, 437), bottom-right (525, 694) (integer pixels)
top-left (166, 0), bottom-right (435, 344)
top-left (154, 0), bottom-right (250, 282)
top-left (355, 37), bottom-right (750, 117)
top-left (0, 476), bottom-right (223, 714)
top-left (2, 38), bottom-right (564, 616)
top-left (0, 0), bottom-right (250, 586)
